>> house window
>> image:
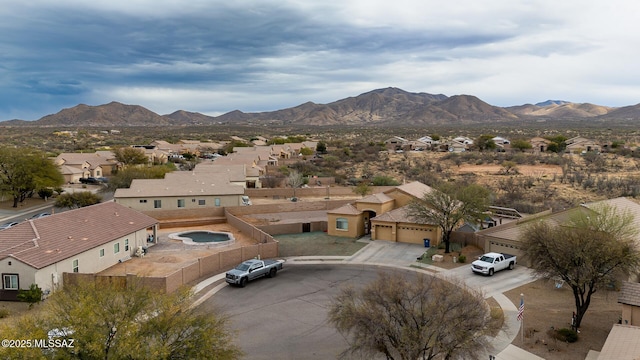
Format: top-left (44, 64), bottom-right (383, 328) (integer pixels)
top-left (125, 239), bottom-right (129, 251)
top-left (177, 199), bottom-right (185, 208)
top-left (99, 248), bottom-right (105, 257)
top-left (139, 199), bottom-right (148, 203)
top-left (114, 243), bottom-right (120, 254)
top-left (2, 274), bottom-right (18, 290)
top-left (336, 218), bottom-right (349, 230)
top-left (72, 259), bottom-right (79, 273)
top-left (154, 200), bottom-right (162, 209)
top-left (198, 199), bottom-right (206, 206)
top-left (215, 198), bottom-right (221, 206)
top-left (96, 170), bottom-right (101, 176)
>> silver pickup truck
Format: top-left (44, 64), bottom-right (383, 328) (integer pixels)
top-left (226, 259), bottom-right (283, 287)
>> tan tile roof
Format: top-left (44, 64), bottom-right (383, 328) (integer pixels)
top-left (619, 282), bottom-right (640, 307)
top-left (583, 197), bottom-right (640, 234)
top-left (55, 152), bottom-right (116, 166)
top-left (357, 193), bottom-right (394, 204)
top-left (597, 324), bottom-right (640, 360)
top-left (114, 173), bottom-right (245, 198)
top-left (372, 206), bottom-right (412, 223)
top-left (390, 181), bottom-right (434, 199)
top-left (327, 204), bottom-right (362, 215)
top-left (0, 202), bottom-right (158, 269)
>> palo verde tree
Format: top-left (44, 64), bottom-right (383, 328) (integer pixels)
top-left (328, 271), bottom-right (498, 360)
top-left (521, 203), bottom-right (640, 328)
top-left (406, 183), bottom-right (490, 253)
top-left (0, 146), bottom-right (64, 207)
top-left (0, 280), bottom-right (242, 360)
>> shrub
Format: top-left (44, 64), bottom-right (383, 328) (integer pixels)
top-left (552, 328), bottom-right (579, 343)
top-left (0, 308), bottom-right (9, 318)
top-left (458, 255), bottom-right (467, 263)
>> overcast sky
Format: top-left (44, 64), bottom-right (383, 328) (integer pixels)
top-left (2, 0), bottom-right (640, 120)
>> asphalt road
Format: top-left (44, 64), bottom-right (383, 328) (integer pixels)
top-left (201, 262), bottom-right (536, 360)
top-left (202, 264), bottom-right (415, 360)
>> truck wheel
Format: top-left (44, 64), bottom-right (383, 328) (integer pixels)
top-left (488, 269), bottom-right (494, 276)
top-left (240, 277), bottom-right (248, 288)
top-left (508, 262), bottom-right (515, 270)
top-left (267, 268), bottom-right (277, 278)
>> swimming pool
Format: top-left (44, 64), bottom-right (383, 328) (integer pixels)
top-left (169, 230), bottom-right (236, 246)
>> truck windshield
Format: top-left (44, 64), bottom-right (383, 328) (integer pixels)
top-left (235, 263), bottom-right (250, 271)
top-left (479, 256), bottom-right (495, 263)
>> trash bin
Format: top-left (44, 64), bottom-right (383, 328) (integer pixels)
top-left (423, 238), bottom-right (430, 248)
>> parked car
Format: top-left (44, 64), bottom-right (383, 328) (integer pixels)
top-left (0, 222), bottom-right (19, 230)
top-left (471, 252), bottom-right (517, 276)
top-left (29, 212), bottom-right (51, 220)
top-left (226, 259), bottom-right (283, 287)
top-left (79, 177), bottom-right (100, 184)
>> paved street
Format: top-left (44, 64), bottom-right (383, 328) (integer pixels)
top-left (201, 241), bottom-right (541, 359)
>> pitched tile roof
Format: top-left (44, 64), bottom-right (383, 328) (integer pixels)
top-left (327, 204), bottom-right (362, 215)
top-left (371, 205), bottom-right (437, 225)
top-left (356, 193), bottom-right (394, 204)
top-left (0, 202), bottom-right (158, 269)
top-left (597, 324), bottom-right (640, 360)
top-left (389, 181), bottom-right (434, 199)
top-left (619, 282), bottom-right (640, 307)
top-left (114, 172), bottom-right (245, 198)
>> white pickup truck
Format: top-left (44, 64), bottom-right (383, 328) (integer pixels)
top-left (471, 252), bottom-right (516, 276)
top-left (225, 259), bottom-right (283, 287)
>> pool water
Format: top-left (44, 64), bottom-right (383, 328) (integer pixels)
top-left (183, 231), bottom-right (232, 243)
top-left (168, 230), bottom-right (236, 246)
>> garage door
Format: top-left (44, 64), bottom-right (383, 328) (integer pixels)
top-left (374, 225), bottom-right (393, 241)
top-left (397, 226), bottom-right (432, 245)
top-left (488, 241), bottom-right (524, 259)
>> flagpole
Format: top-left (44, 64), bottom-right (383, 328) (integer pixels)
top-left (520, 293), bottom-right (524, 343)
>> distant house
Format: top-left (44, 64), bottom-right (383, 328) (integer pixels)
top-left (384, 136), bottom-right (409, 151)
top-left (565, 136), bottom-right (601, 153)
top-left (327, 182), bottom-right (442, 245)
top-left (530, 137), bottom-right (552, 152)
top-left (446, 140), bottom-right (468, 153)
top-left (0, 202), bottom-right (158, 301)
top-left (54, 151), bottom-right (117, 183)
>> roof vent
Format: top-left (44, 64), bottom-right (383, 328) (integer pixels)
top-left (67, 236), bottom-right (72, 239)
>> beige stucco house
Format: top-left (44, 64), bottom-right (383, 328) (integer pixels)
top-left (113, 170), bottom-right (246, 218)
top-left (0, 202), bottom-right (158, 301)
top-left (476, 197), bottom-right (640, 266)
top-left (327, 182), bottom-right (442, 245)
top-left (54, 151), bottom-right (117, 183)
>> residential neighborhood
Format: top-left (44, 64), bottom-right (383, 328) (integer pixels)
top-left (1, 132), bottom-right (639, 360)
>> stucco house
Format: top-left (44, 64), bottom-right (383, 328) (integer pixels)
top-left (54, 151), bottom-right (117, 183)
top-left (476, 197), bottom-right (640, 266)
top-left (565, 136), bottom-right (601, 153)
top-left (113, 170), bottom-right (246, 218)
top-left (327, 182), bottom-right (442, 245)
top-left (530, 137), bottom-right (552, 152)
top-left (0, 202), bottom-right (158, 301)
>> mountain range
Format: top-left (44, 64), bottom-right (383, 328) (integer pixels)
top-left (2, 87), bottom-right (639, 127)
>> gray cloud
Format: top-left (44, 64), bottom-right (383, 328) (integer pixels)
top-left (1, 1), bottom-right (639, 120)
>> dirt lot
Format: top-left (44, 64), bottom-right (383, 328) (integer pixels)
top-left (504, 279), bottom-right (620, 360)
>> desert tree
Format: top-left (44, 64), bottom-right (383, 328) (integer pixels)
top-left (510, 139), bottom-right (532, 152)
top-left (54, 191), bottom-right (102, 209)
top-left (287, 170), bottom-right (304, 198)
top-left (0, 146), bottom-right (64, 207)
top-left (353, 182), bottom-right (372, 197)
top-left (0, 280), bottom-right (242, 360)
top-left (474, 135), bottom-right (496, 152)
top-left (521, 203), bottom-right (640, 327)
top-left (113, 146), bottom-right (149, 166)
top-left (406, 183), bottom-right (490, 253)
top-left (328, 271), bottom-right (497, 360)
